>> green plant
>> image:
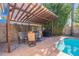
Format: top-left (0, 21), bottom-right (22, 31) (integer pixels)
top-left (43, 3), bottom-right (72, 35)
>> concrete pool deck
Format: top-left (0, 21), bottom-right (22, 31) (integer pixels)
top-left (0, 37), bottom-right (69, 56)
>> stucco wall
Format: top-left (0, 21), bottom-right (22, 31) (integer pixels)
top-left (0, 24), bottom-right (6, 42)
top-left (0, 24), bottom-right (42, 42)
top-left (0, 24), bottom-right (18, 42)
top-left (63, 24), bottom-right (79, 35)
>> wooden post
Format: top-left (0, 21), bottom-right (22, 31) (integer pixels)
top-left (6, 3), bottom-right (11, 53)
top-left (6, 18), bottom-right (11, 52)
top-left (28, 22), bottom-right (30, 31)
top-left (41, 25), bottom-right (43, 37)
top-left (70, 3), bottom-right (74, 36)
top-left (51, 20), bottom-right (53, 36)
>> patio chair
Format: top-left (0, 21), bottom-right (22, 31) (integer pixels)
top-left (18, 32), bottom-right (27, 44)
top-left (35, 31), bottom-right (42, 42)
top-left (27, 31), bottom-right (36, 47)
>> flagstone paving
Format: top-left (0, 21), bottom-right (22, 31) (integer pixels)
top-left (0, 37), bottom-right (60, 56)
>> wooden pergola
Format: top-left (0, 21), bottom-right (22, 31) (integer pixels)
top-left (0, 3), bottom-right (58, 52)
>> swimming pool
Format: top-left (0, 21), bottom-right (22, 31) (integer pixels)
top-left (56, 37), bottom-right (79, 56)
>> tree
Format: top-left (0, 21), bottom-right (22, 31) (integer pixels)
top-left (43, 3), bottom-right (72, 35)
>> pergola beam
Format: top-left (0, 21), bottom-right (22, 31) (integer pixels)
top-left (17, 3), bottom-right (32, 22)
top-left (26, 10), bottom-right (49, 23)
top-left (21, 3), bottom-right (38, 22)
top-left (9, 3), bottom-right (57, 24)
top-left (27, 8), bottom-right (45, 21)
top-left (10, 3), bottom-right (16, 20)
top-left (23, 4), bottom-right (41, 22)
top-left (25, 11), bottom-right (49, 23)
top-left (9, 4), bottom-right (27, 13)
top-left (26, 8), bottom-right (48, 22)
top-left (14, 3), bottom-right (24, 20)
top-left (29, 14), bottom-right (49, 23)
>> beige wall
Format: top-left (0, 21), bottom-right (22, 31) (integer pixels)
top-left (0, 24), bottom-right (18, 42)
top-left (0, 24), bottom-right (42, 42)
top-left (0, 24), bottom-right (6, 42)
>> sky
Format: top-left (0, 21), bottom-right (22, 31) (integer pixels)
top-left (0, 3), bottom-right (8, 23)
top-left (74, 3), bottom-right (79, 10)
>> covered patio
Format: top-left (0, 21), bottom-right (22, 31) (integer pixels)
top-left (0, 3), bottom-right (58, 55)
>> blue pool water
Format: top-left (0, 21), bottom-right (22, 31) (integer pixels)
top-left (57, 37), bottom-right (79, 56)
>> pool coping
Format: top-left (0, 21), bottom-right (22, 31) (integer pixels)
top-left (56, 36), bottom-right (79, 56)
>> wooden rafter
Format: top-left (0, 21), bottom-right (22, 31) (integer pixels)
top-left (9, 4), bottom-right (55, 19)
top-left (38, 9), bottom-right (50, 17)
top-left (10, 3), bottom-right (16, 20)
top-left (46, 12), bottom-right (53, 18)
top-left (27, 8), bottom-right (47, 22)
top-left (21, 3), bottom-right (38, 22)
top-left (27, 7), bottom-right (45, 21)
top-left (30, 14), bottom-right (48, 23)
top-left (26, 7), bottom-right (53, 23)
top-left (17, 3), bottom-right (32, 22)
top-left (9, 3), bottom-right (57, 24)
top-left (39, 11), bottom-right (50, 18)
top-left (9, 4), bottom-right (31, 14)
top-left (32, 18), bottom-right (47, 24)
top-left (14, 3), bottom-right (24, 20)
top-left (31, 10), bottom-right (54, 22)
top-left (23, 4), bottom-right (41, 22)
top-left (25, 9), bottom-right (49, 23)
top-left (31, 15), bottom-right (49, 23)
